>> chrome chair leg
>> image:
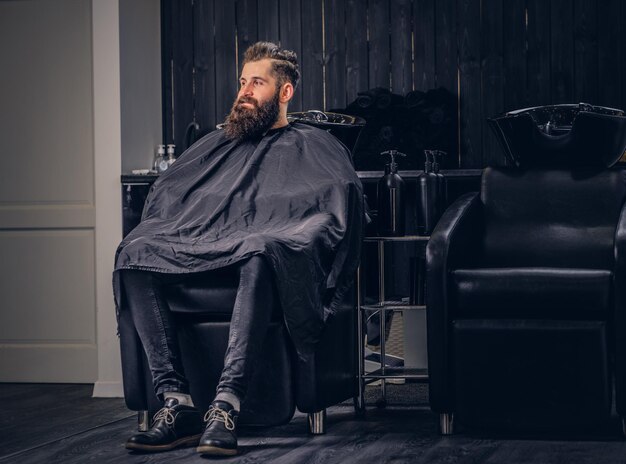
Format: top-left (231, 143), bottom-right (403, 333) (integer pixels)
top-left (354, 395), bottom-right (366, 417)
top-left (308, 409), bottom-right (327, 435)
top-left (138, 410), bottom-right (150, 432)
top-left (439, 413), bottom-right (454, 435)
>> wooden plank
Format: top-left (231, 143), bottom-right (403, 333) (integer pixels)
top-left (435, 0), bottom-right (457, 92)
top-left (483, 0), bottom-right (506, 167)
top-left (161, 0), bottom-right (174, 143)
top-left (390, 0), bottom-right (413, 94)
top-left (550, 0), bottom-right (574, 103)
top-left (171, 0), bottom-right (194, 151)
top-left (236, 0), bottom-right (258, 71)
top-left (368, 0), bottom-right (391, 89)
top-left (597, 0), bottom-right (621, 107)
top-left (413, 0), bottom-right (436, 91)
top-left (17, 382), bottom-right (626, 463)
top-left (10, 383), bottom-right (626, 463)
top-left (574, 0), bottom-right (598, 104)
top-left (214, 0), bottom-right (238, 124)
top-left (279, 0), bottom-right (303, 110)
top-left (345, 0), bottom-right (369, 102)
top-left (325, 0), bottom-right (348, 111)
top-left (622, 0), bottom-right (626, 113)
top-left (258, 0), bottom-right (280, 43)
top-left (300, 0), bottom-right (325, 110)
top-left (435, 0), bottom-right (458, 167)
top-left (457, 0), bottom-right (481, 169)
top-left (527, 0), bottom-right (551, 106)
top-left (0, 384), bottom-right (131, 457)
top-left (502, 0), bottom-right (526, 112)
top-left (194, 0), bottom-right (216, 136)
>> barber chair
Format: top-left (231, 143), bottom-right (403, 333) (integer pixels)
top-left (120, 113), bottom-right (364, 435)
top-left (118, 266), bottom-right (358, 434)
top-left (426, 104), bottom-right (626, 434)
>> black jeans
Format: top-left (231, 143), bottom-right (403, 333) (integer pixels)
top-left (121, 255), bottom-right (276, 402)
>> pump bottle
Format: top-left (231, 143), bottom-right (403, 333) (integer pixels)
top-left (166, 144), bottom-right (176, 168)
top-left (432, 150), bottom-right (447, 221)
top-left (418, 150), bottom-right (439, 235)
top-left (153, 145), bottom-right (165, 173)
top-left (377, 150), bottom-right (406, 236)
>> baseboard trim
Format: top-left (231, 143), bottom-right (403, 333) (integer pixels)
top-left (0, 344), bottom-right (97, 382)
top-left (92, 380), bottom-right (124, 398)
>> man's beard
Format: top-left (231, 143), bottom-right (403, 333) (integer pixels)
top-left (223, 90), bottom-right (281, 141)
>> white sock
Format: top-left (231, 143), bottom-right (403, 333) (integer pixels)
top-left (214, 391), bottom-right (241, 412)
top-left (164, 392), bottom-right (195, 407)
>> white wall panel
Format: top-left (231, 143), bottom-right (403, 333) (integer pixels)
top-left (0, 0), bottom-right (94, 206)
top-left (0, 205), bottom-right (95, 229)
top-left (0, 230), bottom-right (95, 342)
top-left (0, 0), bottom-right (97, 382)
top-left (0, 345), bottom-right (97, 383)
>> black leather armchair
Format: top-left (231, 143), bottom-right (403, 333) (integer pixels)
top-left (119, 266), bottom-right (357, 434)
top-left (426, 166), bottom-right (626, 434)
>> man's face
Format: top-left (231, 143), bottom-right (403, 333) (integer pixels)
top-left (236, 58), bottom-right (280, 109)
top-left (223, 59), bottom-right (282, 141)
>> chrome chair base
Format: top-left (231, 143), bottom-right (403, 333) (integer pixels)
top-left (308, 409), bottom-right (327, 435)
top-left (439, 413), bottom-right (454, 435)
top-left (138, 410), bottom-right (150, 432)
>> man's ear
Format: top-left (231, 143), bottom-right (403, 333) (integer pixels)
top-left (279, 82), bottom-right (294, 103)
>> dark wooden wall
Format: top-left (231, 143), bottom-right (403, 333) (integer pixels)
top-left (161, 0), bottom-right (626, 169)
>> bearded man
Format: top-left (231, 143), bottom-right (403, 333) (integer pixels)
top-left (113, 42), bottom-right (363, 457)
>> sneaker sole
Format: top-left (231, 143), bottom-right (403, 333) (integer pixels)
top-left (196, 444), bottom-right (238, 456)
top-left (125, 433), bottom-right (201, 452)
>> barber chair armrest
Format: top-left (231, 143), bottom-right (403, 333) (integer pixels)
top-left (296, 291), bottom-right (357, 413)
top-left (426, 191), bottom-right (483, 413)
top-left (613, 203), bottom-right (626, 416)
top-left (427, 191), bottom-right (483, 271)
top-left (118, 308), bottom-right (149, 411)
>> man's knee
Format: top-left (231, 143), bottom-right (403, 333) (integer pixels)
top-left (239, 255), bottom-right (274, 287)
top-left (121, 269), bottom-right (152, 294)
top-left (240, 255), bottom-right (270, 274)
top-left (237, 255), bottom-right (279, 314)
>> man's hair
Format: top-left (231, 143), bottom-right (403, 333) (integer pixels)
top-left (242, 42), bottom-right (300, 90)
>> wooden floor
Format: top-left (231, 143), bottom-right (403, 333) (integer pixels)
top-left (2, 383), bottom-right (626, 463)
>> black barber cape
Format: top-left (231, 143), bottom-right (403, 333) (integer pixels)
top-left (114, 123), bottom-right (364, 358)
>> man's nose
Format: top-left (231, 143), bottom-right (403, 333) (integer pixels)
top-left (241, 82), bottom-right (254, 96)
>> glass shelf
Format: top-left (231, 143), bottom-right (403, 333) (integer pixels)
top-left (364, 235), bottom-right (430, 243)
top-left (361, 302), bottom-right (426, 312)
top-left (363, 367), bottom-right (429, 381)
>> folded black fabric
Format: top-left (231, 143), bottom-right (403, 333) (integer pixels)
top-left (114, 123), bottom-right (364, 358)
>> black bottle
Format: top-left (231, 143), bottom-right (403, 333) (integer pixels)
top-left (377, 150), bottom-right (406, 236)
top-left (418, 151), bottom-right (439, 236)
top-left (432, 150), bottom-right (447, 222)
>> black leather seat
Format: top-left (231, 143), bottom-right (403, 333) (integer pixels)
top-left (426, 165), bottom-right (626, 434)
top-left (118, 265), bottom-right (357, 433)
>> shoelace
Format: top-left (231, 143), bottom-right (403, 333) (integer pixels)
top-left (204, 406), bottom-right (235, 431)
top-left (153, 406), bottom-right (176, 425)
